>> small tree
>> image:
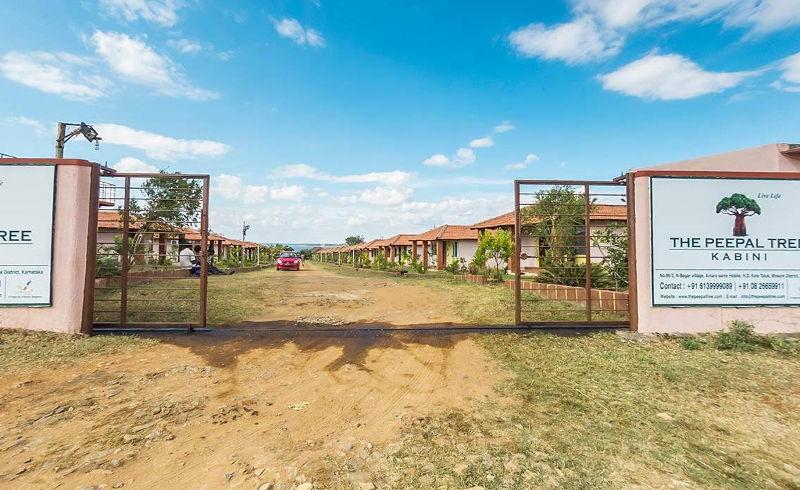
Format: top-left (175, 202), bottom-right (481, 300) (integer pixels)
top-left (476, 229), bottom-right (514, 276)
top-left (345, 235), bottom-right (365, 246)
top-left (122, 173), bottom-right (202, 266)
top-left (716, 193), bottom-right (761, 236)
top-left (592, 227), bottom-right (628, 289)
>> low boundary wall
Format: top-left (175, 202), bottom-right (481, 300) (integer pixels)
top-left (453, 275), bottom-right (628, 311)
top-left (511, 280), bottom-right (629, 312)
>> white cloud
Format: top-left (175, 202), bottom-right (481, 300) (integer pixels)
top-left (511, 1), bottom-right (800, 67)
top-left (0, 51), bottom-right (111, 100)
top-left (272, 18), bottom-right (326, 47)
top-left (167, 38), bottom-right (203, 54)
top-left (505, 153), bottom-right (539, 171)
top-left (455, 148), bottom-right (476, 165)
top-left (423, 148), bottom-right (476, 169)
top-left (774, 51), bottom-right (800, 92)
top-left (212, 174), bottom-right (305, 203)
top-left (273, 164), bottom-right (415, 186)
top-left (598, 53), bottom-right (755, 100)
top-left (95, 123), bottom-right (230, 161)
top-left (3, 116), bottom-right (48, 137)
top-left (91, 31), bottom-right (217, 100)
top-left (422, 154), bottom-right (451, 167)
top-left (212, 174), bottom-right (244, 200)
top-left (99, 0), bottom-right (183, 27)
top-left (494, 121), bottom-right (515, 133)
top-left (359, 186), bottom-right (413, 206)
top-left (469, 137), bottom-right (494, 148)
top-left (112, 157), bottom-right (159, 173)
top-left (509, 16), bottom-right (621, 64)
top-left (269, 184), bottom-right (306, 201)
top-left (725, 0), bottom-right (800, 35)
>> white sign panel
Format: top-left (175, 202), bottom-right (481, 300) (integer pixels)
top-left (0, 165), bottom-right (55, 306)
top-left (651, 176), bottom-right (800, 306)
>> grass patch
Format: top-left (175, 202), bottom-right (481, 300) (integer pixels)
top-left (675, 321), bottom-right (800, 356)
top-left (317, 262), bottom-right (626, 324)
top-left (0, 329), bottom-right (155, 370)
top-left (366, 332), bottom-right (800, 488)
top-left (93, 269), bottom-right (281, 326)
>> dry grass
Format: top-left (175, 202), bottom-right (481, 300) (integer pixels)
top-left (318, 262), bottom-right (626, 324)
top-left (0, 330), bottom-right (154, 371)
top-left (93, 269), bottom-right (281, 326)
top-left (351, 332), bottom-right (800, 488)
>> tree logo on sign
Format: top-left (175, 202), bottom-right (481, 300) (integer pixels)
top-left (715, 193), bottom-right (761, 237)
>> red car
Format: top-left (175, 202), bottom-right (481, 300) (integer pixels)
top-left (276, 252), bottom-right (301, 271)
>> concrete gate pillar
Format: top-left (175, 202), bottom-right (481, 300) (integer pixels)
top-left (0, 159), bottom-right (99, 334)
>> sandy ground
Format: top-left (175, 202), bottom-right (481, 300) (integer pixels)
top-left (1, 329), bottom-right (499, 489)
top-left (250, 264), bottom-right (466, 327)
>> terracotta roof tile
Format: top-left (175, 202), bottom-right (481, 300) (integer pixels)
top-left (411, 225), bottom-right (479, 241)
top-left (385, 234), bottom-right (416, 246)
top-left (471, 204), bottom-right (627, 230)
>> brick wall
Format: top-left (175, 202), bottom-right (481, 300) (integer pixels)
top-left (509, 280), bottom-right (629, 312)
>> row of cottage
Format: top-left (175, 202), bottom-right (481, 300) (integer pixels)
top-left (313, 205), bottom-right (628, 273)
top-left (97, 210), bottom-right (262, 264)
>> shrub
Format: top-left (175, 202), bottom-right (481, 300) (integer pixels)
top-left (713, 320), bottom-right (799, 355)
top-left (487, 267), bottom-right (506, 283)
top-left (769, 337), bottom-right (800, 356)
top-left (716, 320), bottom-right (760, 351)
top-left (679, 337), bottom-right (703, 351)
top-left (411, 257), bottom-right (427, 274)
top-left (445, 258), bottom-right (466, 274)
top-left (535, 261), bottom-right (613, 289)
top-left (96, 253), bottom-right (121, 278)
top-left (467, 258), bottom-right (485, 276)
top-left (592, 226), bottom-right (628, 289)
top-left (373, 254), bottom-right (388, 271)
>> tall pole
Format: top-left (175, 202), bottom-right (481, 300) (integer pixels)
top-left (241, 221), bottom-right (250, 266)
top-left (55, 122), bottom-right (66, 158)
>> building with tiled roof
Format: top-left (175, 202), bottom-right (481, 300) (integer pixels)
top-left (409, 224), bottom-right (480, 270)
top-left (470, 204), bottom-right (628, 272)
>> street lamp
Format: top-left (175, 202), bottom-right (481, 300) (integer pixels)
top-left (55, 122), bottom-right (102, 158)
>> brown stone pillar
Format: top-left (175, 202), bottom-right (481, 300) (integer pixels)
top-left (436, 240), bottom-right (445, 270)
top-left (411, 242), bottom-right (418, 262)
top-left (389, 245), bottom-right (396, 262)
top-left (422, 241), bottom-right (429, 268)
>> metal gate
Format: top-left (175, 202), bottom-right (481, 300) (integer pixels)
top-left (93, 172), bottom-right (210, 331)
top-left (514, 179), bottom-right (631, 326)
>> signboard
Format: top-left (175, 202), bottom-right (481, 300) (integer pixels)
top-left (0, 165), bottom-right (55, 306)
top-left (651, 176), bottom-right (800, 306)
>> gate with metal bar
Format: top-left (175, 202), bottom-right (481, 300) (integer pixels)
top-left (93, 172), bottom-right (210, 331)
top-left (514, 179), bottom-right (631, 326)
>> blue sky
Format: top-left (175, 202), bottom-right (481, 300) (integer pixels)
top-left (1, 0), bottom-right (799, 243)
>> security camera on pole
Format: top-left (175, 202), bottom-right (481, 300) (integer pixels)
top-left (55, 122), bottom-right (102, 158)
top-left (241, 221), bottom-right (250, 266)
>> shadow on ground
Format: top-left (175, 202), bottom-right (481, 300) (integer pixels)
top-left (96, 324), bottom-right (621, 372)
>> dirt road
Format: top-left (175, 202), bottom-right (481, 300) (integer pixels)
top-left (0, 329), bottom-right (499, 489)
top-left (242, 263), bottom-right (467, 327)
